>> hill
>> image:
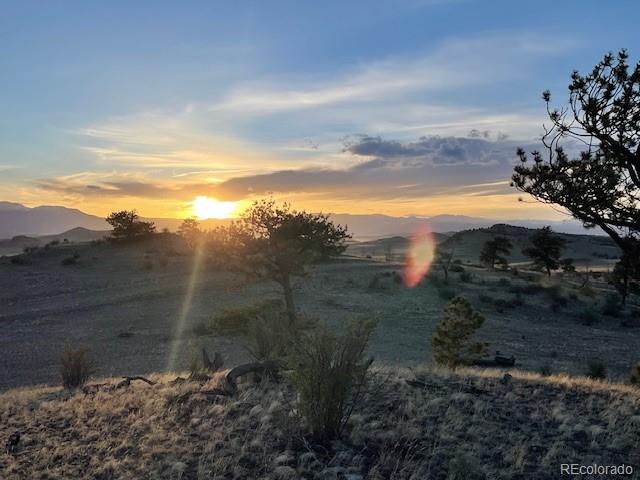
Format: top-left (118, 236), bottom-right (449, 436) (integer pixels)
top-left (1, 366), bottom-right (638, 479)
top-left (0, 228), bottom-right (109, 257)
top-left (444, 224), bottom-right (620, 267)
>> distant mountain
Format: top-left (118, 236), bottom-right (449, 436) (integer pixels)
top-left (0, 203), bottom-right (109, 238)
top-left (0, 201), bottom-right (603, 241)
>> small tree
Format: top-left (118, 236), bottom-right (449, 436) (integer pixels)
top-left (219, 199), bottom-right (350, 322)
top-left (522, 227), bottom-right (566, 277)
top-left (434, 248), bottom-right (455, 282)
top-left (432, 296), bottom-right (486, 367)
top-left (479, 237), bottom-right (513, 270)
top-left (611, 254), bottom-right (640, 305)
top-left (178, 217), bottom-right (203, 249)
top-left (106, 210), bottom-right (155, 241)
top-left (288, 318), bottom-right (375, 442)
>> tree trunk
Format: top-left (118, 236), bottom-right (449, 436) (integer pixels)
top-left (281, 274), bottom-right (296, 323)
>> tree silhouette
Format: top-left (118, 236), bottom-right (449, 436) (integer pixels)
top-left (512, 49), bottom-right (640, 276)
top-left (479, 236), bottom-right (513, 270)
top-left (221, 199), bottom-right (350, 322)
top-left (106, 210), bottom-right (155, 241)
top-left (522, 227), bottom-right (566, 277)
top-left (177, 217), bottom-right (203, 249)
top-left (611, 254), bottom-right (640, 305)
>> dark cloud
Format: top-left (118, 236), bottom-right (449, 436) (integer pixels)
top-left (37, 134), bottom-right (554, 203)
top-left (344, 134), bottom-right (524, 167)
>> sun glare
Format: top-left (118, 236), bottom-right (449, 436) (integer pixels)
top-left (403, 224), bottom-right (436, 288)
top-left (192, 196), bottom-right (237, 220)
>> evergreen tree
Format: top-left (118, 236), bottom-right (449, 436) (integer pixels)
top-left (479, 236), bottom-right (512, 270)
top-left (522, 227), bottom-right (566, 277)
top-left (432, 296), bottom-right (486, 367)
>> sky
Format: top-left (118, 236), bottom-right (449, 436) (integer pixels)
top-left (1, 1), bottom-right (639, 219)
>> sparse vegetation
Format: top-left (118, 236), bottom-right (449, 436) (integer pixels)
top-left (586, 358), bottom-right (607, 380)
top-left (61, 252), bottom-right (80, 266)
top-left (522, 227), bottom-right (567, 277)
top-left (60, 345), bottom-right (92, 389)
top-left (288, 318), bottom-right (376, 442)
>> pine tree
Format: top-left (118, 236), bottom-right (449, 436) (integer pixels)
top-left (522, 226), bottom-right (566, 277)
top-left (432, 296), bottom-right (486, 367)
top-left (479, 236), bottom-right (512, 270)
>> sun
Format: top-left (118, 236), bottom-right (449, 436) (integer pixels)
top-left (192, 196), bottom-right (237, 220)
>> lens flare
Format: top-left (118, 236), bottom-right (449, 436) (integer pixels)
top-left (403, 224), bottom-right (436, 288)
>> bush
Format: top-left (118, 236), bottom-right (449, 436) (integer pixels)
top-left (602, 293), bottom-right (622, 317)
top-left (432, 296), bottom-right (486, 367)
top-left (208, 299), bottom-right (284, 336)
top-left (494, 298), bottom-right (511, 313)
top-left (459, 271), bottom-right (472, 283)
top-left (630, 363), bottom-right (640, 387)
top-left (437, 287), bottom-right (456, 301)
top-left (586, 358), bottom-right (607, 380)
top-left (61, 252), bottom-right (80, 266)
top-left (288, 318), bottom-right (376, 442)
top-left (245, 310), bottom-right (316, 362)
top-left (10, 255), bottom-right (31, 265)
top-left (60, 345), bottom-right (93, 389)
top-left (450, 264), bottom-right (465, 273)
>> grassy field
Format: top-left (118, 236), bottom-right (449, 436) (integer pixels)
top-left (2, 366), bottom-right (639, 479)
top-left (0, 233), bottom-right (638, 391)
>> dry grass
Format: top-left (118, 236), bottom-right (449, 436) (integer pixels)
top-left (2, 366), bottom-right (640, 479)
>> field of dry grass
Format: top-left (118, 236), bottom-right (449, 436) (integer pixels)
top-left (2, 366), bottom-right (639, 479)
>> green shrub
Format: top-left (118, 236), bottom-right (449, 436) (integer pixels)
top-left (61, 345), bottom-right (93, 389)
top-left (208, 299), bottom-right (284, 336)
top-left (245, 309), bottom-right (315, 362)
top-left (432, 296), bottom-right (486, 367)
top-left (602, 293), bottom-right (622, 317)
top-left (586, 358), bottom-right (607, 380)
top-left (288, 318), bottom-right (376, 442)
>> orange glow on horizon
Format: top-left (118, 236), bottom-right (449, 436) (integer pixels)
top-left (403, 224), bottom-right (436, 288)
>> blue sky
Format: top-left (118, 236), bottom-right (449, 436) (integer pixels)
top-left (1, 1), bottom-right (638, 218)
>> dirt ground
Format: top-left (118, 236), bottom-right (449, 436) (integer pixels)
top-left (1, 236), bottom-right (639, 391)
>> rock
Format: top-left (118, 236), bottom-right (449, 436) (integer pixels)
top-left (273, 465), bottom-right (296, 479)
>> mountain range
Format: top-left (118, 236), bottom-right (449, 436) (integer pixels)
top-left (0, 201), bottom-right (600, 241)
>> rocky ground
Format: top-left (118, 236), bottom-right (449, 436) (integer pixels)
top-left (1, 366), bottom-right (640, 479)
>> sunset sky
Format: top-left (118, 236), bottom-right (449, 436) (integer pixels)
top-left (1, 1), bottom-right (638, 219)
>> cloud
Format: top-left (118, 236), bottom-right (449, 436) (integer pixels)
top-left (213, 32), bottom-right (577, 114)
